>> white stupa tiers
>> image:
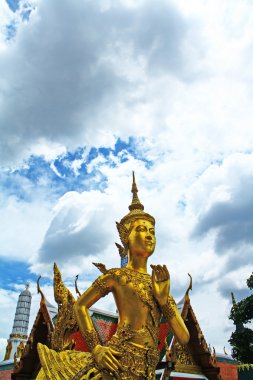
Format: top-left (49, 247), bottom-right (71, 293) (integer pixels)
top-left (3, 284), bottom-right (32, 361)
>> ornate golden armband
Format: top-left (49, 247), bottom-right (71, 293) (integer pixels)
top-left (83, 329), bottom-right (100, 352)
top-left (160, 294), bottom-right (176, 320)
top-left (92, 277), bottom-right (110, 297)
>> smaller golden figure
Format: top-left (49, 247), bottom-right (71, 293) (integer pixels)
top-left (17, 341), bottom-right (25, 358)
top-left (37, 173), bottom-right (189, 379)
top-left (4, 341), bottom-right (12, 361)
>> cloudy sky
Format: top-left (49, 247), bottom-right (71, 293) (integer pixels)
top-left (0, 0), bottom-right (253, 361)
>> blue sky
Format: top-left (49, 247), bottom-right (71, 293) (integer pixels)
top-left (1, 138), bottom-right (150, 202)
top-left (0, 259), bottom-right (37, 290)
top-left (0, 0), bottom-right (253, 361)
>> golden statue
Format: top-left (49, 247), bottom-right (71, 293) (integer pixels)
top-left (17, 341), bottom-right (25, 358)
top-left (4, 340), bottom-right (12, 361)
top-left (37, 173), bottom-right (189, 379)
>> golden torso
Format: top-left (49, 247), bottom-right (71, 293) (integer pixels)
top-left (92, 268), bottom-right (160, 347)
top-left (115, 276), bottom-right (154, 328)
top-left (105, 267), bottom-right (161, 348)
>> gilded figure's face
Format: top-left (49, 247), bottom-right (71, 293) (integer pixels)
top-left (128, 219), bottom-right (156, 258)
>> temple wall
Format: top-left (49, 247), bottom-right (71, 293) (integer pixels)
top-left (0, 369), bottom-right (13, 379)
top-left (218, 362), bottom-right (238, 380)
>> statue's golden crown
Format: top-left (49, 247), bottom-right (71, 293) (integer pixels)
top-left (115, 172), bottom-right (155, 257)
top-left (119, 172), bottom-right (155, 226)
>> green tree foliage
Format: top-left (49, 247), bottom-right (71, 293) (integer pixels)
top-left (229, 328), bottom-right (253, 363)
top-left (230, 294), bottom-right (253, 325)
top-left (229, 272), bottom-right (253, 363)
top-left (247, 273), bottom-right (253, 290)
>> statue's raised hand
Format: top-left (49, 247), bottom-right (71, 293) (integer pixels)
top-left (92, 344), bottom-right (122, 377)
top-left (151, 264), bottom-right (170, 306)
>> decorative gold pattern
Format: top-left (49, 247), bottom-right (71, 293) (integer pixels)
top-left (74, 327), bottom-right (159, 380)
top-left (108, 336), bottom-right (159, 380)
top-left (10, 333), bottom-right (28, 339)
top-left (92, 276), bottom-right (110, 298)
top-left (51, 263), bottom-right (79, 351)
top-left (173, 341), bottom-right (202, 374)
top-left (116, 222), bottom-right (129, 247)
top-left (83, 329), bottom-right (100, 352)
top-left (36, 343), bottom-right (95, 380)
top-left (160, 295), bottom-right (177, 320)
top-left (93, 262), bottom-right (108, 274)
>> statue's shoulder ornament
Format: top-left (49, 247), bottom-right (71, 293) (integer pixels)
top-left (93, 263), bottom-right (126, 279)
top-left (91, 263), bottom-right (127, 297)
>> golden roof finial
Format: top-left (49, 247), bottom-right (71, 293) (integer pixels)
top-left (53, 262), bottom-right (76, 306)
top-left (129, 172), bottom-right (144, 211)
top-left (75, 275), bottom-right (81, 298)
top-left (37, 275), bottom-right (45, 306)
top-left (185, 273), bottom-right (193, 303)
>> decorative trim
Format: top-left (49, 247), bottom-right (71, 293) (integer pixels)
top-left (83, 329), bottom-right (100, 352)
top-left (160, 295), bottom-right (177, 320)
top-left (10, 333), bottom-right (27, 340)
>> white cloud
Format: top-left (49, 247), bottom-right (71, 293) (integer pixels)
top-left (0, 194), bottom-right (53, 261)
top-left (0, 0), bottom-right (195, 167)
top-left (0, 337), bottom-right (7, 362)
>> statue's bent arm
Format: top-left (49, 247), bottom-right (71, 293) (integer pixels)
top-left (74, 273), bottom-right (114, 352)
top-left (151, 264), bottom-right (189, 346)
top-left (74, 273), bottom-right (123, 374)
top-left (160, 295), bottom-right (190, 346)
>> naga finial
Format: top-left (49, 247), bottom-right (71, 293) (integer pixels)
top-left (185, 273), bottom-right (192, 303)
top-left (75, 275), bottom-right (81, 298)
top-left (37, 275), bottom-right (45, 306)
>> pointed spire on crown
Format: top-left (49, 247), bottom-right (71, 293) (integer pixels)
top-left (129, 172), bottom-right (144, 211)
top-left (118, 172), bottom-right (155, 227)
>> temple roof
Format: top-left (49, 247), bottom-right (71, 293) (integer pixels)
top-left (168, 275), bottom-right (222, 380)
